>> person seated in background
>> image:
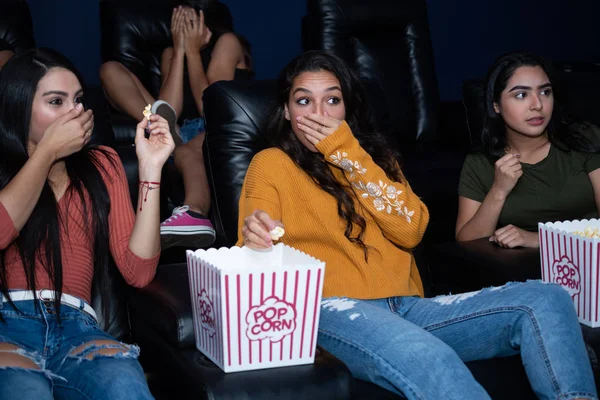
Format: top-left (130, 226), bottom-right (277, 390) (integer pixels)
top-left (0, 40), bottom-right (15, 70)
top-left (238, 50), bottom-right (596, 400)
top-left (0, 48), bottom-right (174, 399)
top-left (100, 0), bottom-right (252, 249)
top-left (456, 51), bottom-right (600, 248)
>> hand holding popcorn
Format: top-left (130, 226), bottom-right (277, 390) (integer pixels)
top-left (242, 210), bottom-right (284, 250)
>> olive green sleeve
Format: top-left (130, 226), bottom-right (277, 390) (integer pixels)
top-left (458, 154), bottom-right (490, 203)
top-left (584, 123), bottom-right (600, 173)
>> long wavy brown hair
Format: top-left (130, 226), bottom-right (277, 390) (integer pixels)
top-left (266, 51), bottom-right (402, 259)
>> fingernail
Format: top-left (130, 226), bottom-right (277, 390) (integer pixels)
top-left (515, 154), bottom-right (521, 158)
top-left (76, 103), bottom-right (83, 110)
top-left (296, 116), bottom-right (301, 121)
top-left (489, 236), bottom-right (493, 241)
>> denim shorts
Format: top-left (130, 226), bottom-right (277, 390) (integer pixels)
top-left (179, 117), bottom-right (206, 144)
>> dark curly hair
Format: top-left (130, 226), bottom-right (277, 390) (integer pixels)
top-left (266, 51), bottom-right (401, 259)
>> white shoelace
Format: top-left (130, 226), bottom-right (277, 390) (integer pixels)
top-left (163, 205), bottom-right (190, 224)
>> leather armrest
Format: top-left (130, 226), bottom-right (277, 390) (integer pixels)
top-left (428, 238), bottom-right (541, 295)
top-left (132, 314), bottom-right (356, 400)
top-left (177, 346), bottom-right (354, 400)
top-left (129, 263), bottom-right (195, 348)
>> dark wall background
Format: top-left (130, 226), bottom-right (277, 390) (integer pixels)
top-left (27, 0), bottom-right (600, 101)
top-left (428, 0), bottom-right (600, 100)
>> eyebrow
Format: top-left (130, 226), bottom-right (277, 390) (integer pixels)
top-left (292, 86), bottom-right (342, 95)
top-left (507, 83), bottom-right (552, 92)
top-left (42, 89), bottom-right (84, 97)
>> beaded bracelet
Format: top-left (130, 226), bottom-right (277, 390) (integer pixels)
top-left (138, 181), bottom-right (160, 211)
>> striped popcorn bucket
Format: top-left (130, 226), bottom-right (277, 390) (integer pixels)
top-left (186, 243), bottom-right (326, 373)
top-left (539, 219), bottom-right (600, 327)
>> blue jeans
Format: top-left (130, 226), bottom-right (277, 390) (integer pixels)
top-left (0, 299), bottom-right (153, 400)
top-left (179, 118), bottom-right (205, 144)
top-left (318, 281), bottom-right (596, 400)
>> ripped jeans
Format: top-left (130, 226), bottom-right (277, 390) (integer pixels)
top-left (0, 298), bottom-right (153, 400)
top-left (318, 280), bottom-right (597, 400)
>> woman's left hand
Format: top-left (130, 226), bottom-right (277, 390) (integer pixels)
top-left (183, 9), bottom-right (212, 54)
top-left (489, 224), bottom-right (539, 249)
top-left (296, 113), bottom-right (343, 147)
top-left (134, 115), bottom-right (175, 173)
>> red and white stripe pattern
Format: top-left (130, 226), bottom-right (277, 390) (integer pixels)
top-left (539, 222), bottom-right (599, 327)
top-left (187, 252), bottom-right (224, 366)
top-left (186, 248), bottom-right (325, 373)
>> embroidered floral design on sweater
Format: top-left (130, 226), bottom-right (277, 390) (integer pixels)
top-left (330, 151), bottom-right (367, 179)
top-left (330, 151), bottom-right (414, 222)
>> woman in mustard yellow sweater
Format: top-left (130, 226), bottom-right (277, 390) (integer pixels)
top-left (237, 51), bottom-right (595, 400)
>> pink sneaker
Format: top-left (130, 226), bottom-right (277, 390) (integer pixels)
top-left (160, 206), bottom-right (216, 249)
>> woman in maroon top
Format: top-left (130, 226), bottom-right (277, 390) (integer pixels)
top-left (0, 48), bottom-right (174, 399)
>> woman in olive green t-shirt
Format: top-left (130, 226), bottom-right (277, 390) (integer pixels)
top-left (456, 52), bottom-right (600, 249)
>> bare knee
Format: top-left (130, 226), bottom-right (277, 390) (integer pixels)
top-left (69, 339), bottom-right (130, 360)
top-left (0, 343), bottom-right (41, 370)
top-left (99, 61), bottom-right (127, 83)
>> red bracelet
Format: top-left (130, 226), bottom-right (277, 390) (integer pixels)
top-left (138, 181), bottom-right (160, 211)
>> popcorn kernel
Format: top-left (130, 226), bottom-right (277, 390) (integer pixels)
top-left (573, 226), bottom-right (600, 239)
top-left (143, 104), bottom-right (152, 121)
top-left (270, 226), bottom-right (285, 241)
